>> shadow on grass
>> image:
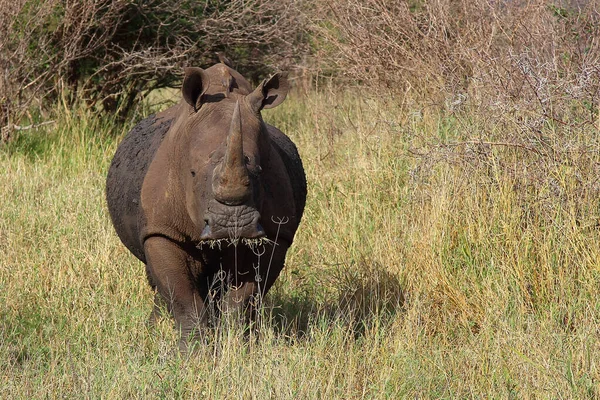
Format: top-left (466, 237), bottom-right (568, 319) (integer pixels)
top-left (68, 259), bottom-right (407, 353)
top-left (263, 260), bottom-right (406, 341)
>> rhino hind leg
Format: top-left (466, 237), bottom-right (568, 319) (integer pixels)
top-left (144, 236), bottom-right (208, 345)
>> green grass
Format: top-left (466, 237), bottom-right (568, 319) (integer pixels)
top-left (1, 92), bottom-right (599, 398)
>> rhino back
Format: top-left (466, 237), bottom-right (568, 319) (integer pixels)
top-left (106, 113), bottom-right (174, 263)
top-left (267, 126), bottom-right (307, 220)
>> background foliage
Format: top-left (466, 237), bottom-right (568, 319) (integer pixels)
top-left (0, 0), bottom-right (308, 130)
top-left (2, 1), bottom-right (599, 130)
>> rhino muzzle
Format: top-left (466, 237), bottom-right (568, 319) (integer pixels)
top-left (200, 200), bottom-right (265, 242)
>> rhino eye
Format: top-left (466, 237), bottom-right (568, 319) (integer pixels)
top-left (244, 155), bottom-right (250, 165)
top-left (191, 170), bottom-right (196, 177)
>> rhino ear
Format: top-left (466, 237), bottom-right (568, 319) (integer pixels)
top-left (182, 67), bottom-right (209, 111)
top-left (247, 73), bottom-right (289, 113)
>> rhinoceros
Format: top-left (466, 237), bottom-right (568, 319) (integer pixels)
top-left (106, 62), bottom-right (306, 346)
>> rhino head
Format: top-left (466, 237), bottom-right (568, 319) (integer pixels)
top-left (178, 65), bottom-right (289, 245)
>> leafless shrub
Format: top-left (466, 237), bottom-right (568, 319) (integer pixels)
top-left (0, 0), bottom-right (309, 140)
top-left (310, 0), bottom-right (600, 120)
top-left (310, 0), bottom-right (600, 225)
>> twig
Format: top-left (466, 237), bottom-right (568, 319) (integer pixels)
top-left (446, 140), bottom-right (543, 156)
top-left (408, 140), bottom-right (544, 158)
top-left (5, 120), bottom-right (56, 131)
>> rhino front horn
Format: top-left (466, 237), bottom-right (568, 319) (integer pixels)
top-left (212, 101), bottom-right (251, 205)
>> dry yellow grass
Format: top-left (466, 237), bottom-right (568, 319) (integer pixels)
top-left (1, 91), bottom-right (599, 398)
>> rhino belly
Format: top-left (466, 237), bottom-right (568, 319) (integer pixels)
top-left (106, 113), bottom-right (173, 263)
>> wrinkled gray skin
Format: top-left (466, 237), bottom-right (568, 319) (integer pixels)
top-left (106, 63), bottom-right (306, 348)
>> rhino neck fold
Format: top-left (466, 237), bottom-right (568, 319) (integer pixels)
top-left (213, 101), bottom-right (251, 205)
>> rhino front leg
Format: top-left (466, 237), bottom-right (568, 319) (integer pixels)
top-left (225, 241), bottom-right (291, 322)
top-left (221, 281), bottom-right (258, 316)
top-left (220, 281), bottom-right (265, 340)
top-left (147, 292), bottom-right (168, 327)
top-left (144, 236), bottom-right (207, 348)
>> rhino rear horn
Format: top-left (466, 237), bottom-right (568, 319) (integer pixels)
top-left (182, 67), bottom-right (210, 112)
top-left (247, 73), bottom-right (289, 113)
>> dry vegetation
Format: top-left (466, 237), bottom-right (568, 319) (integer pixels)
top-left (1, 0), bottom-right (600, 398)
top-left (0, 0), bottom-right (307, 133)
top-left (1, 87), bottom-right (599, 398)
top-left (313, 0), bottom-right (600, 113)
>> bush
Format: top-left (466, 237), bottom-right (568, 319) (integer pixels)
top-left (306, 0), bottom-right (600, 214)
top-left (310, 0), bottom-right (600, 123)
top-left (0, 0), bottom-right (309, 138)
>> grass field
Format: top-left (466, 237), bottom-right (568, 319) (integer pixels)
top-left (1, 90), bottom-right (600, 398)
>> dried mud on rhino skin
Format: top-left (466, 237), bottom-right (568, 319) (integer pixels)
top-left (106, 114), bottom-right (173, 263)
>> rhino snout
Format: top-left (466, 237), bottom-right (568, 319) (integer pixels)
top-left (200, 200), bottom-right (265, 241)
top-left (200, 221), bottom-right (266, 241)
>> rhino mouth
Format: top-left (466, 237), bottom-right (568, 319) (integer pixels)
top-left (198, 201), bottom-right (267, 248)
top-left (197, 236), bottom-right (273, 251)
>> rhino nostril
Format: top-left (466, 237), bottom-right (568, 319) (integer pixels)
top-left (200, 220), bottom-right (212, 239)
top-left (256, 223), bottom-right (265, 237)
